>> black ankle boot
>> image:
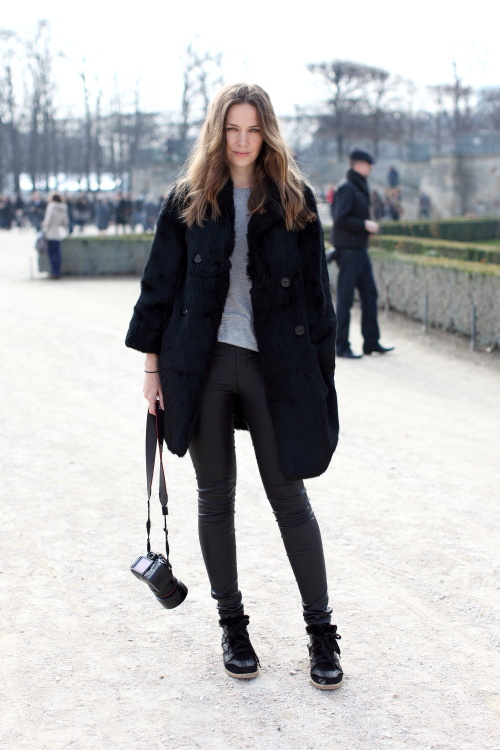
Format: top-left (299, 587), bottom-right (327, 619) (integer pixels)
top-left (306, 623), bottom-right (343, 689)
top-left (219, 614), bottom-right (260, 679)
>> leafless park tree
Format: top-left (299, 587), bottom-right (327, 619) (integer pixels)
top-left (307, 60), bottom-right (393, 158)
top-left (178, 42), bottom-right (223, 158)
top-left (0, 25), bottom-right (497, 197)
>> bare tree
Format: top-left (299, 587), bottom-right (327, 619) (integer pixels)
top-left (127, 83), bottom-right (149, 193)
top-left (77, 60), bottom-right (107, 191)
top-left (362, 67), bottom-right (395, 157)
top-left (0, 30), bottom-right (23, 193)
top-left (428, 84), bottom-right (449, 153)
top-left (178, 43), bottom-right (223, 157)
top-left (476, 87), bottom-right (500, 132)
top-left (80, 64), bottom-right (93, 191)
top-left (0, 87), bottom-right (6, 191)
top-left (93, 89), bottom-right (104, 189)
top-left (428, 62), bottom-right (473, 151)
top-left (450, 61), bottom-right (474, 134)
top-left (25, 21), bottom-right (57, 189)
top-left (107, 76), bottom-right (124, 187)
top-left (307, 59), bottom-right (376, 158)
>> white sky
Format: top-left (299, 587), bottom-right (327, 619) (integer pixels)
top-left (2, 0), bottom-right (498, 117)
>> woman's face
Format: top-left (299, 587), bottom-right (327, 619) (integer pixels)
top-left (225, 103), bottom-right (264, 174)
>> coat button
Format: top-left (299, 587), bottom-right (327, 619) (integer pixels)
top-left (181, 305), bottom-right (188, 315)
top-left (193, 254), bottom-right (202, 263)
top-left (295, 325), bottom-right (305, 336)
top-left (280, 277), bottom-right (291, 288)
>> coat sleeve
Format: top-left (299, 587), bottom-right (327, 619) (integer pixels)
top-left (125, 191), bottom-right (187, 354)
top-left (333, 182), bottom-right (365, 233)
top-left (298, 186), bottom-right (337, 375)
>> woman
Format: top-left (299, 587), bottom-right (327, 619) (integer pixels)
top-left (126, 83), bottom-right (342, 690)
top-left (41, 192), bottom-right (69, 279)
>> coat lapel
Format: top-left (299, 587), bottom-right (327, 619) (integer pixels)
top-left (247, 182), bottom-right (286, 284)
top-left (211, 179), bottom-right (286, 272)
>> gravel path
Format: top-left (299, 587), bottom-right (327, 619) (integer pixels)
top-left (1, 230), bottom-right (499, 750)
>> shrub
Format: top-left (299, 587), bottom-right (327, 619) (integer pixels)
top-left (369, 248), bottom-right (500, 277)
top-left (379, 218), bottom-right (500, 242)
top-left (370, 236), bottom-right (500, 265)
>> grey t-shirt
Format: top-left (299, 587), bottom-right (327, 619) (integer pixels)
top-left (217, 187), bottom-right (258, 352)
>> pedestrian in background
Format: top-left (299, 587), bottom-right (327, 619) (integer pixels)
top-left (142, 195), bottom-right (161, 232)
top-left (14, 194), bottom-right (26, 228)
top-left (329, 148), bottom-right (393, 358)
top-left (126, 82), bottom-right (343, 690)
top-left (73, 194), bottom-right (91, 232)
top-left (133, 196), bottom-right (144, 231)
top-left (41, 192), bottom-right (69, 279)
top-left (325, 183), bottom-right (335, 245)
top-left (94, 196), bottom-right (111, 233)
top-left (29, 192), bottom-right (46, 231)
top-left (115, 193), bottom-right (132, 233)
top-left (371, 190), bottom-right (385, 220)
top-left (387, 165), bottom-right (399, 188)
top-left (418, 191), bottom-right (431, 218)
top-left (0, 196), bottom-right (14, 229)
top-left (385, 186), bottom-right (402, 220)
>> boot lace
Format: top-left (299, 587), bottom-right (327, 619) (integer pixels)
top-left (224, 620), bottom-right (260, 664)
top-left (311, 629), bottom-right (341, 668)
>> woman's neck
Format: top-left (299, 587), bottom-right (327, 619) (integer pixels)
top-left (229, 165), bottom-right (255, 189)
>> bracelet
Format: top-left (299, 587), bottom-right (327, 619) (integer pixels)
top-left (144, 369), bottom-right (160, 373)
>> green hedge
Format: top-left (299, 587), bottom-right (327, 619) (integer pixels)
top-left (379, 217), bottom-right (500, 241)
top-left (370, 235), bottom-right (500, 264)
top-left (369, 249), bottom-right (500, 277)
top-left (66, 233), bottom-right (153, 242)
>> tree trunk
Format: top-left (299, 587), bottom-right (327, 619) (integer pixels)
top-left (0, 121), bottom-right (6, 192)
top-left (6, 66), bottom-right (21, 194)
top-left (336, 133), bottom-right (344, 160)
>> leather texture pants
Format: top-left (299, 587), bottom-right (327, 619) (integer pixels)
top-left (188, 343), bottom-right (332, 625)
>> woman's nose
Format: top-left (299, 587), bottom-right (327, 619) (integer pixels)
top-left (236, 130), bottom-right (249, 146)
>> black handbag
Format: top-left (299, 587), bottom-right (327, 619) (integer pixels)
top-left (35, 232), bottom-right (48, 253)
top-left (130, 403), bottom-right (187, 609)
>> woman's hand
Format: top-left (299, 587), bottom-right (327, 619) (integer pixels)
top-left (143, 353), bottom-right (164, 414)
top-left (144, 372), bottom-right (164, 414)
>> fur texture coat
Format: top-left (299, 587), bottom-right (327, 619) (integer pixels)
top-left (126, 180), bottom-right (339, 480)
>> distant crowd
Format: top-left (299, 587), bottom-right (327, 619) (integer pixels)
top-left (324, 165), bottom-right (432, 222)
top-left (0, 192), bottom-right (165, 234)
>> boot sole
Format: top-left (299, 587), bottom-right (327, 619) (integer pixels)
top-left (310, 677), bottom-right (343, 690)
top-left (225, 667), bottom-right (260, 679)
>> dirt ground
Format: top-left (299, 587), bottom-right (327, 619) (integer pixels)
top-left (1, 230), bottom-right (499, 750)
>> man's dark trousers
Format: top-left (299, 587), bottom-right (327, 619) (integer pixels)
top-left (335, 247), bottom-right (380, 353)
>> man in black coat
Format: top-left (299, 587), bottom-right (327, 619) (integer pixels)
top-left (330, 148), bottom-right (394, 358)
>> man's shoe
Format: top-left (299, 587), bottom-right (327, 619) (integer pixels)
top-left (363, 343), bottom-right (394, 355)
top-left (219, 615), bottom-right (260, 679)
top-left (306, 623), bottom-right (343, 690)
top-left (337, 348), bottom-right (362, 359)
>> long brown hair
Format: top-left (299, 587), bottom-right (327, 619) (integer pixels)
top-left (175, 83), bottom-right (315, 230)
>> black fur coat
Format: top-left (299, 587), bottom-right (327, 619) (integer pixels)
top-left (126, 180), bottom-right (339, 480)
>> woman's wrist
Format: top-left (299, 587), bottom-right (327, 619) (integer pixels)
top-left (145, 353), bottom-right (159, 368)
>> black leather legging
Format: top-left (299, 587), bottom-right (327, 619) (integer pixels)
top-left (188, 343), bottom-right (332, 625)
